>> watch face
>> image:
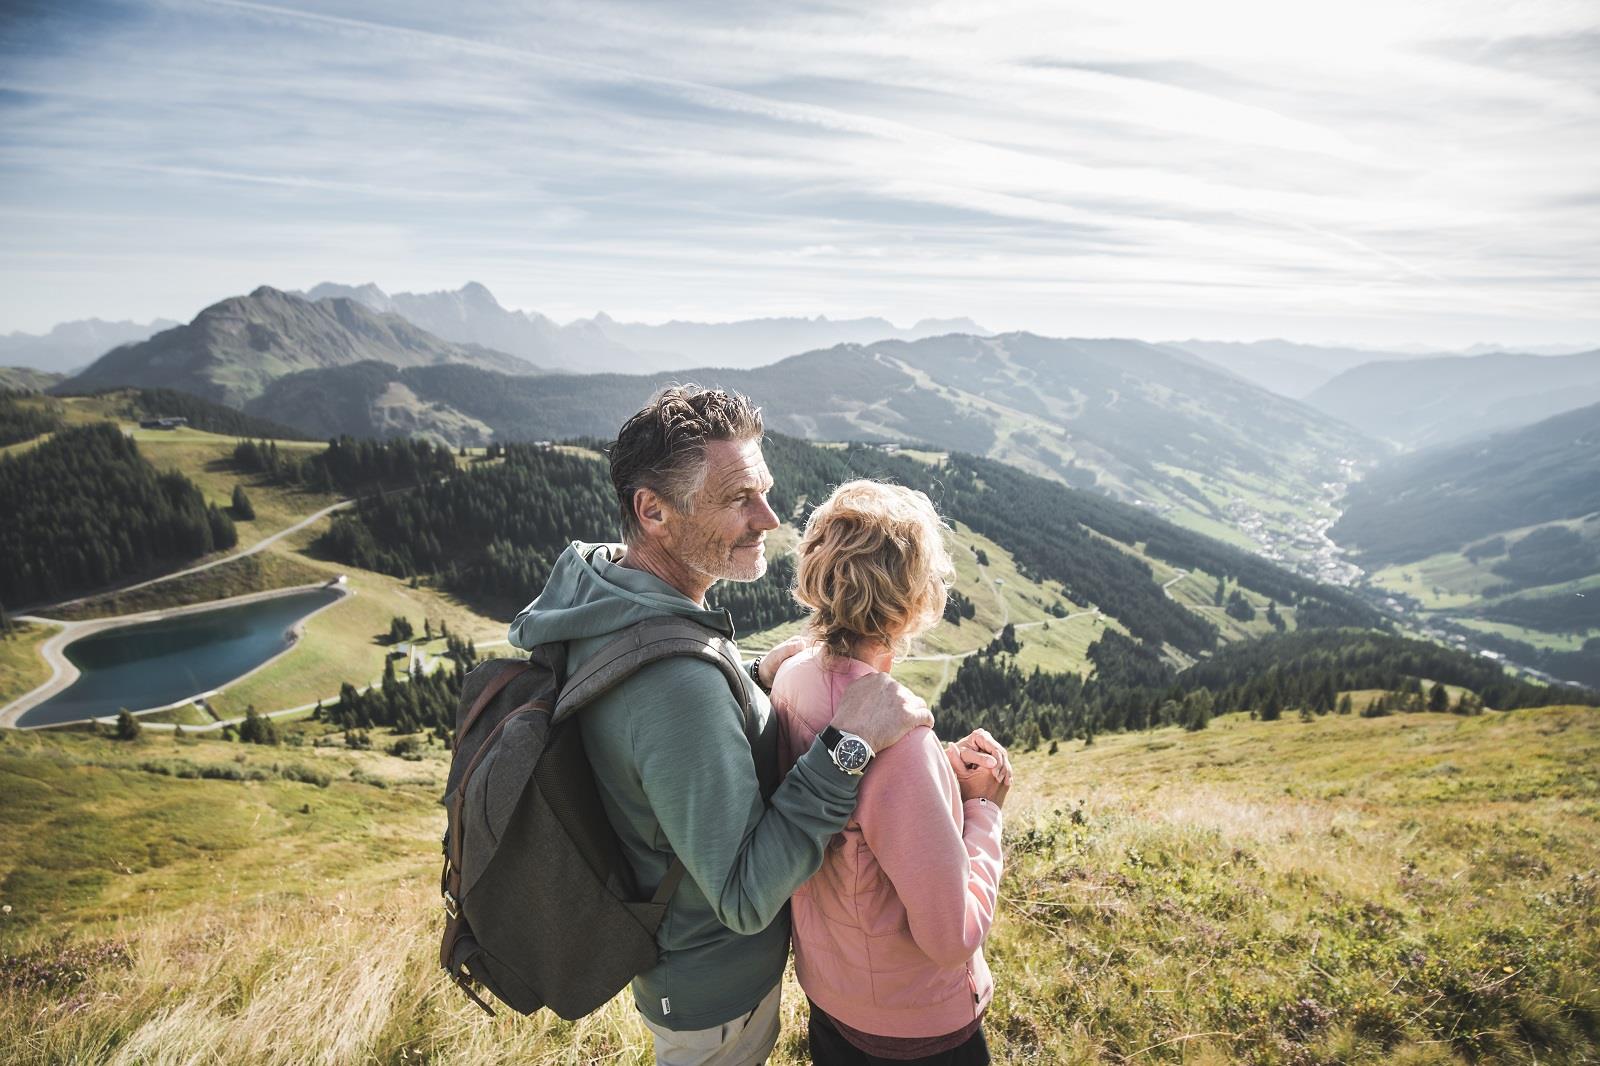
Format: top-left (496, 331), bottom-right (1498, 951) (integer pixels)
top-left (835, 737), bottom-right (871, 772)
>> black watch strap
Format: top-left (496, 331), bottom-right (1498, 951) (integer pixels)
top-left (746, 654), bottom-right (768, 692)
top-left (820, 726), bottom-right (842, 750)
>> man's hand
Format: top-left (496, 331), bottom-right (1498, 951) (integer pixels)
top-left (756, 635), bottom-right (807, 690)
top-left (831, 673), bottom-right (933, 754)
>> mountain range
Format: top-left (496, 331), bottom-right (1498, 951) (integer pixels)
top-left (0, 317), bottom-right (180, 375)
top-left (1332, 401), bottom-right (1600, 567)
top-left (300, 281), bottom-right (987, 374)
top-left (238, 329), bottom-right (1382, 571)
top-left (63, 287), bottom-right (540, 408)
top-left (1305, 350), bottom-right (1600, 450)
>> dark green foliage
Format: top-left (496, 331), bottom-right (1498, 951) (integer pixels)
top-left (1226, 589), bottom-right (1257, 622)
top-left (1332, 401), bottom-right (1600, 565)
top-left (933, 628), bottom-right (1593, 746)
top-left (974, 548), bottom-right (989, 566)
top-left (237, 708), bottom-right (280, 745)
top-left (1184, 630), bottom-right (1590, 713)
top-left (1266, 601), bottom-right (1286, 632)
top-left (1479, 589), bottom-right (1600, 634)
top-left (943, 589), bottom-right (976, 625)
top-left (385, 616), bottom-right (414, 644)
top-left (317, 443), bottom-right (614, 613)
top-left (230, 485), bottom-right (254, 520)
top-left (1428, 682), bottom-right (1450, 713)
top-left (984, 623), bottom-right (1021, 657)
top-left (1488, 526), bottom-right (1600, 593)
top-left (233, 435), bottom-right (455, 497)
top-left (323, 637), bottom-right (479, 735)
top-left (0, 423), bottom-right (238, 604)
top-left (57, 386), bottom-right (317, 440)
top-left (708, 555), bottom-right (805, 635)
top-left (114, 710), bottom-right (141, 741)
top-left (0, 391), bottom-right (63, 446)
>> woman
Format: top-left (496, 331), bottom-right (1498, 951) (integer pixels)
top-left (772, 480), bottom-right (1011, 1066)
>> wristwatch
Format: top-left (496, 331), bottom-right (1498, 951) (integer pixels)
top-left (820, 726), bottom-right (874, 775)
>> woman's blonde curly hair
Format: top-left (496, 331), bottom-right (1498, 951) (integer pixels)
top-left (791, 480), bottom-right (954, 661)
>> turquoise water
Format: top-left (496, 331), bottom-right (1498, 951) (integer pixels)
top-left (18, 588), bottom-right (344, 728)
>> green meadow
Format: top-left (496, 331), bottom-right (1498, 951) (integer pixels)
top-left (3, 706), bottom-right (1596, 1064)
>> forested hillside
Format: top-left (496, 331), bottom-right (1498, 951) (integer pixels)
top-left (1332, 401), bottom-right (1600, 566)
top-left (242, 332), bottom-right (1378, 573)
top-left (69, 387), bottom-right (320, 442)
top-left (316, 433), bottom-right (1379, 661)
top-left (0, 424), bottom-right (237, 605)
top-left (0, 391), bottom-right (63, 447)
top-left (934, 627), bottom-right (1594, 748)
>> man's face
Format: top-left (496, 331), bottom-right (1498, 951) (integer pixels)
top-left (665, 437), bottom-right (779, 585)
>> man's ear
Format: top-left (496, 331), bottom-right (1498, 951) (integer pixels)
top-left (633, 486), bottom-right (669, 534)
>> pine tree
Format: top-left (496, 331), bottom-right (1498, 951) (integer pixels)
top-left (114, 709), bottom-right (141, 740)
top-left (1261, 691), bottom-right (1283, 721)
top-left (1428, 681), bottom-right (1450, 713)
top-left (231, 484), bottom-right (255, 521)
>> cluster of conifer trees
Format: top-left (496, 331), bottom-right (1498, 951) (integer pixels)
top-left (0, 391), bottom-right (62, 447)
top-left (318, 443), bottom-right (616, 611)
top-left (232, 436), bottom-right (457, 496)
top-left (317, 633), bottom-right (480, 735)
top-left (0, 423), bottom-right (236, 604)
top-left (93, 387), bottom-right (315, 440)
top-left (931, 626), bottom-right (1593, 748)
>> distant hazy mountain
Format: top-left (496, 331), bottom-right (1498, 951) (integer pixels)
top-left (0, 318), bottom-right (180, 375)
top-left (247, 333), bottom-right (1380, 561)
top-left (1305, 350), bottom-right (1600, 449)
top-left (0, 367), bottom-right (66, 392)
top-left (1457, 341), bottom-right (1598, 357)
top-left (62, 287), bottom-right (538, 407)
top-left (302, 281), bottom-right (653, 375)
top-left (1332, 401), bottom-right (1600, 566)
top-left (594, 310), bottom-right (990, 370)
top-left (1166, 339), bottom-right (1427, 398)
top-left (302, 281), bottom-right (988, 372)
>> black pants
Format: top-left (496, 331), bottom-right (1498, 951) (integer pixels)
top-left (807, 1013), bottom-right (990, 1066)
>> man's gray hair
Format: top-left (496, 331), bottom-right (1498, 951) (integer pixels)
top-left (608, 385), bottom-right (764, 542)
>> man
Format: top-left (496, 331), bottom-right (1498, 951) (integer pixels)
top-left (508, 385), bottom-right (934, 1065)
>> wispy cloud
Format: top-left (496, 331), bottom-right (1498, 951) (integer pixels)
top-left (0, 0), bottom-right (1595, 346)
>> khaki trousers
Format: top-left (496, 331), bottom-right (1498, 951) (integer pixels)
top-left (639, 982), bottom-right (782, 1066)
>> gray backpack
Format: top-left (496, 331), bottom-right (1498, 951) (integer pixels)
top-left (439, 615), bottom-right (772, 1018)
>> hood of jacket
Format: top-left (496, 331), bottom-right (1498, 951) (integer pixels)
top-left (507, 541), bottom-right (733, 650)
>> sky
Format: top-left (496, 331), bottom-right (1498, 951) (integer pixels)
top-left (1, 0), bottom-right (1598, 348)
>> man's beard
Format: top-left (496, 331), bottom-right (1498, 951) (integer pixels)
top-left (679, 533), bottom-right (767, 584)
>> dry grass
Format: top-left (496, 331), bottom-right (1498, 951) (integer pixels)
top-left (3, 707), bottom-right (1598, 1064)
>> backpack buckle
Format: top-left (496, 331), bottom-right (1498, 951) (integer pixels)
top-left (442, 890), bottom-right (459, 920)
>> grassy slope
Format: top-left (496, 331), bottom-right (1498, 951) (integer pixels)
top-left (1368, 519), bottom-right (1600, 649)
top-left (2, 707), bottom-right (1596, 1064)
top-left (0, 623), bottom-right (56, 707)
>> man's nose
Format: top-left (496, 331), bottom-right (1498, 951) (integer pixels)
top-left (753, 495), bottom-right (780, 531)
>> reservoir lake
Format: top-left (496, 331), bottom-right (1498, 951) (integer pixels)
top-left (18, 587), bottom-right (344, 728)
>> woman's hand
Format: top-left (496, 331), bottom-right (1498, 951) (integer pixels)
top-left (947, 728), bottom-right (1012, 808)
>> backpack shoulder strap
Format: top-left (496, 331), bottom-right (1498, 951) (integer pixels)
top-left (551, 614), bottom-right (765, 908)
top-left (552, 615), bottom-right (755, 735)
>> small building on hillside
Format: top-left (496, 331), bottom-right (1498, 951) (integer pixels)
top-left (139, 417), bottom-right (189, 430)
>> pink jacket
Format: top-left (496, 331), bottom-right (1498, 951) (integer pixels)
top-left (772, 648), bottom-right (1004, 1039)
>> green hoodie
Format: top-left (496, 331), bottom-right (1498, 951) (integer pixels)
top-left (508, 542), bottom-right (860, 1030)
